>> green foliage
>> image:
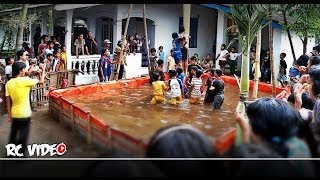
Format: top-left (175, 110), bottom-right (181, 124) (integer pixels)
top-left (225, 5), bottom-right (269, 54)
top-left (0, 5), bottom-right (39, 53)
top-left (46, 9), bottom-right (53, 37)
top-left (224, 5), bottom-right (268, 94)
top-left (278, 4), bottom-right (320, 40)
top-left (0, 4), bottom-right (22, 11)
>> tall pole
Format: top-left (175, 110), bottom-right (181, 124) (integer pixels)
top-left (115, 4), bottom-right (133, 80)
top-left (183, 4), bottom-right (191, 74)
top-left (269, 4), bottom-right (276, 97)
top-left (183, 4), bottom-right (191, 47)
top-left (253, 29), bottom-right (262, 99)
top-left (143, 4), bottom-right (151, 78)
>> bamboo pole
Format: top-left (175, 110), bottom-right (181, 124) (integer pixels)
top-left (253, 29), bottom-right (262, 99)
top-left (115, 4), bottom-right (133, 81)
top-left (143, 4), bottom-right (151, 78)
top-left (87, 112), bottom-right (92, 144)
top-left (269, 4), bottom-right (276, 97)
top-left (183, 4), bottom-right (191, 47)
top-left (183, 4), bottom-right (191, 74)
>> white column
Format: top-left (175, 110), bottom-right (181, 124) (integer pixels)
top-left (215, 11), bottom-right (227, 69)
top-left (65, 9), bottom-right (73, 70)
top-left (113, 4), bottom-right (122, 50)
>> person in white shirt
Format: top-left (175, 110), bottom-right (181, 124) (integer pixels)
top-left (229, 47), bottom-right (242, 75)
top-left (167, 70), bottom-right (183, 105)
top-left (216, 44), bottom-right (229, 74)
top-left (5, 57), bottom-right (14, 81)
top-left (167, 49), bottom-right (175, 71)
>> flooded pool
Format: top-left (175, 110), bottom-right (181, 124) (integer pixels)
top-left (64, 83), bottom-right (270, 143)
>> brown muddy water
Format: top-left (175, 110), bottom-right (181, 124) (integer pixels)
top-left (64, 84), bottom-right (271, 143)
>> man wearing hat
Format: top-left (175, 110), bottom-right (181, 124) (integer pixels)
top-left (102, 39), bottom-right (113, 54)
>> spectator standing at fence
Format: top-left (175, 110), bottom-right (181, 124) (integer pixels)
top-left (60, 46), bottom-right (67, 71)
top-left (38, 35), bottom-right (48, 59)
top-left (51, 36), bottom-right (61, 51)
top-left (5, 61), bottom-right (46, 157)
top-left (44, 41), bottom-right (54, 60)
top-left (16, 50), bottom-right (32, 76)
top-left (5, 56), bottom-right (14, 82)
top-left (102, 39), bottom-right (113, 54)
top-left (23, 42), bottom-right (33, 58)
top-left (74, 34), bottom-right (86, 58)
top-left (85, 31), bottom-right (97, 55)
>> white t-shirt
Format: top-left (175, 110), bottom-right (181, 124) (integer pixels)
top-left (167, 56), bottom-right (175, 71)
top-left (5, 65), bottom-right (12, 77)
top-left (45, 49), bottom-right (54, 59)
top-left (229, 52), bottom-right (242, 61)
top-left (218, 49), bottom-right (229, 61)
top-left (168, 78), bottom-right (182, 98)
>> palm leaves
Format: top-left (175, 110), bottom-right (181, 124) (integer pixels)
top-left (225, 4), bottom-right (268, 54)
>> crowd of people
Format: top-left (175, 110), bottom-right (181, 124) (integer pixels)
top-left (3, 24), bottom-right (320, 176)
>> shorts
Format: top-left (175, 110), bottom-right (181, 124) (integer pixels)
top-left (219, 60), bottom-right (226, 67)
top-left (170, 96), bottom-right (182, 105)
top-left (213, 94), bottom-right (224, 109)
top-left (190, 96), bottom-right (201, 104)
top-left (174, 51), bottom-right (182, 64)
top-left (151, 95), bottom-right (166, 104)
top-left (181, 47), bottom-right (188, 61)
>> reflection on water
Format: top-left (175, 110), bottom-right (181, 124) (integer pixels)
top-left (65, 84), bottom-right (271, 143)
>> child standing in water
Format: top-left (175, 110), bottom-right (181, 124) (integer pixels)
top-left (211, 69), bottom-right (225, 109)
top-left (177, 67), bottom-right (187, 97)
top-left (189, 69), bottom-right (203, 104)
top-left (151, 72), bottom-right (167, 104)
top-left (168, 70), bottom-right (183, 105)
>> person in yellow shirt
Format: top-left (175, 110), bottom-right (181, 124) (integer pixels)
top-left (150, 72), bottom-right (167, 104)
top-left (5, 61), bottom-right (46, 157)
top-left (60, 46), bottom-right (67, 71)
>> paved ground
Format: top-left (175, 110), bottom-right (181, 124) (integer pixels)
top-left (0, 107), bottom-right (106, 176)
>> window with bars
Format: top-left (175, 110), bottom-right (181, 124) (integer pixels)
top-left (101, 17), bottom-right (113, 49)
top-left (179, 17), bottom-right (198, 48)
top-left (23, 27), bottom-right (30, 43)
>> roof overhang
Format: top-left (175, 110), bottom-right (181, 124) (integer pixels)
top-left (201, 4), bottom-right (282, 30)
top-left (54, 4), bottom-right (103, 11)
top-left (0, 4), bottom-right (52, 14)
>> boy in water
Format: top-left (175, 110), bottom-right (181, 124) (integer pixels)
top-left (189, 69), bottom-right (203, 104)
top-left (150, 72), bottom-right (167, 104)
top-left (211, 69), bottom-right (225, 109)
top-left (155, 59), bottom-right (165, 81)
top-left (185, 66), bottom-right (198, 98)
top-left (167, 70), bottom-right (183, 105)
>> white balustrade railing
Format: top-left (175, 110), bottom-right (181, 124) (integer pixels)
top-left (70, 55), bottom-right (101, 75)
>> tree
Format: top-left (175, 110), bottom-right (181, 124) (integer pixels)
top-left (269, 4), bottom-right (276, 97)
top-left (0, 4), bottom-right (22, 11)
top-left (277, 4), bottom-right (297, 62)
top-left (279, 4), bottom-right (320, 55)
top-left (0, 5), bottom-right (38, 57)
top-left (15, 4), bottom-right (28, 51)
top-left (223, 4), bottom-right (268, 144)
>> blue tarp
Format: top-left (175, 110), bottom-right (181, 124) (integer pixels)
top-left (201, 4), bottom-right (282, 30)
top-left (201, 4), bottom-right (231, 14)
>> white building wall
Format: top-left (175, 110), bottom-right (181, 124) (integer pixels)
top-left (273, 28), bottom-right (282, 80)
top-left (280, 30), bottom-right (316, 75)
top-left (116, 4), bottom-right (217, 62)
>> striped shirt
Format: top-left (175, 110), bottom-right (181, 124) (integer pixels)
top-left (190, 77), bottom-right (202, 98)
